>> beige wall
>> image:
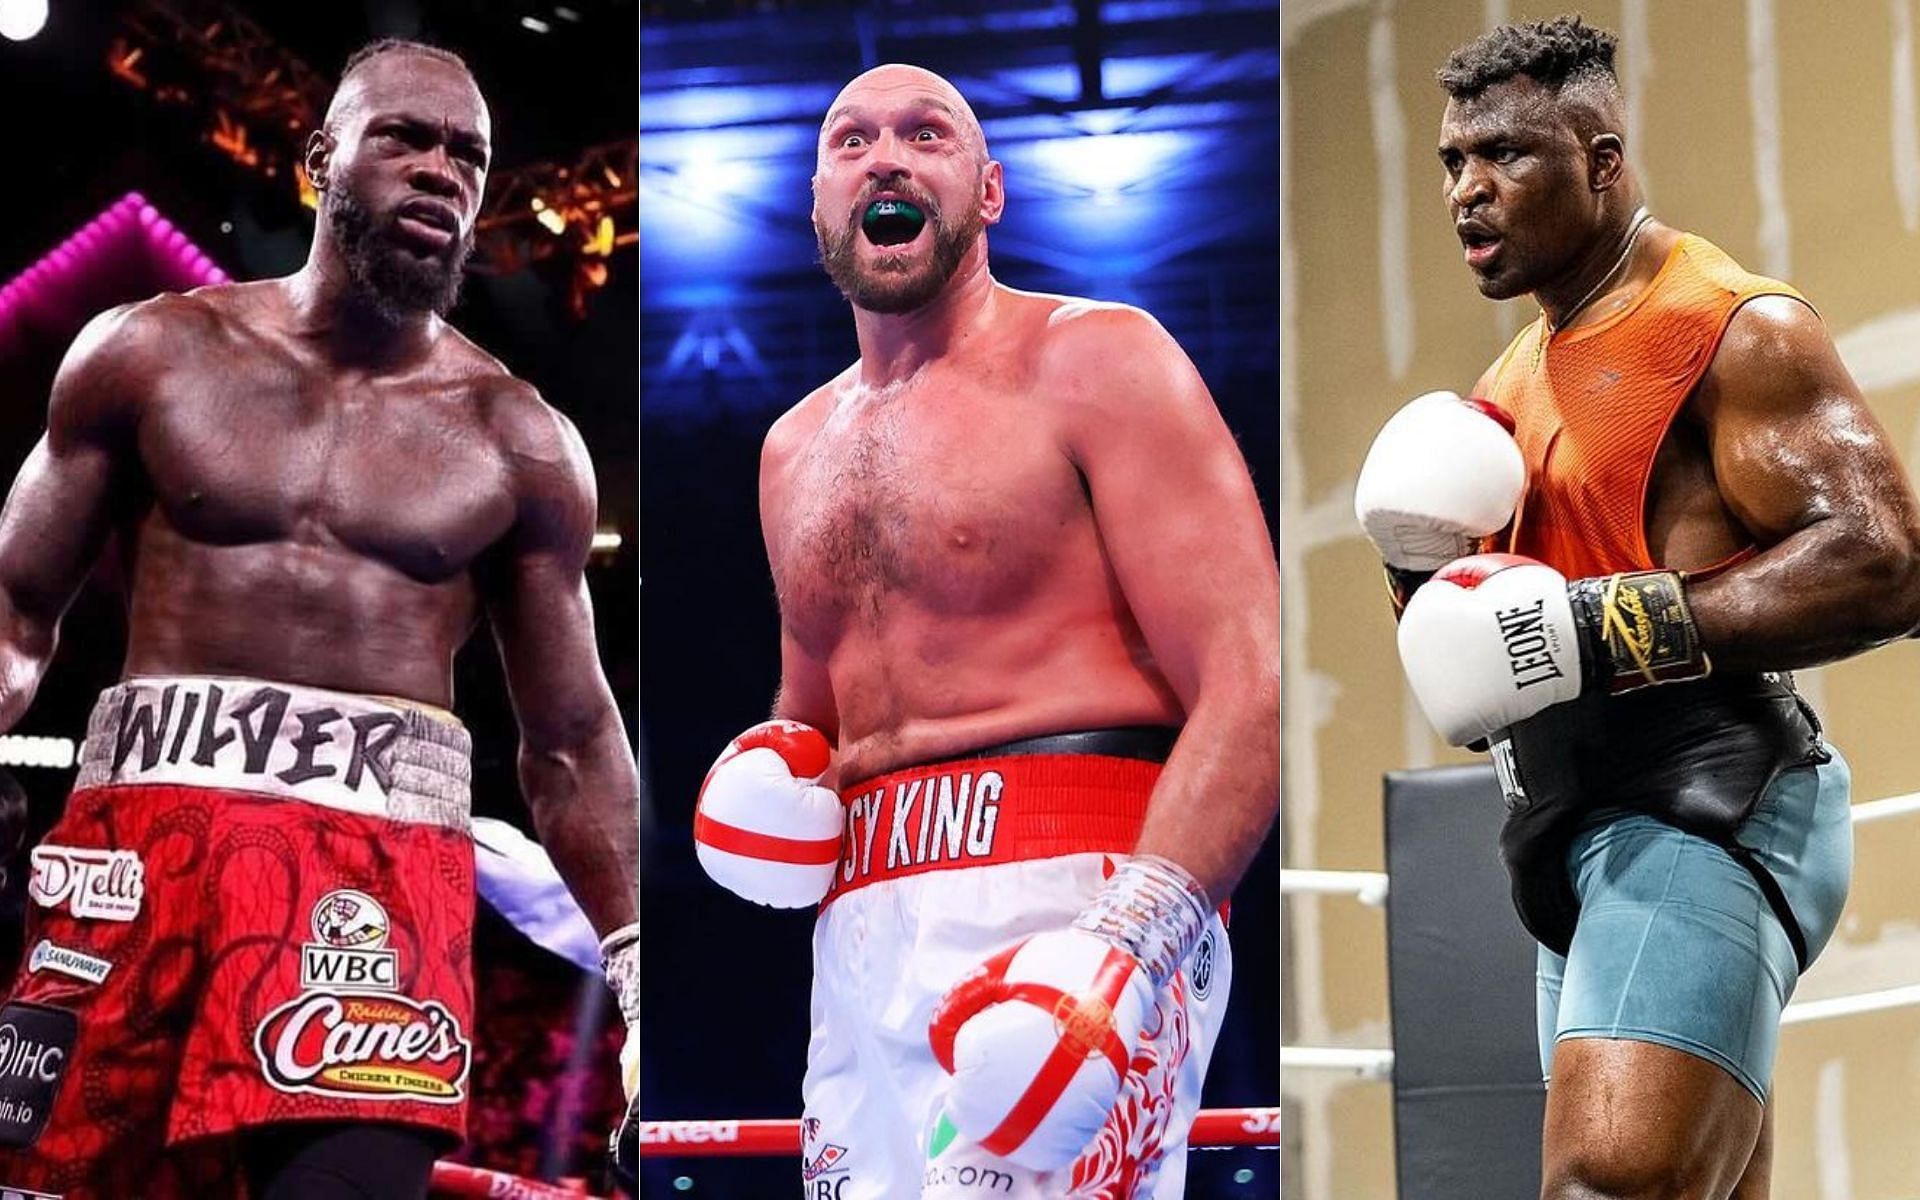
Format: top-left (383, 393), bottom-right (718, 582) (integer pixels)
top-left (1284, 1), bottom-right (1920, 1196)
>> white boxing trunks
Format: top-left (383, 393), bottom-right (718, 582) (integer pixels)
top-left (801, 730), bottom-right (1232, 1200)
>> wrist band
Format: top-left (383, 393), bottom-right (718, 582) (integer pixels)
top-left (599, 922), bottom-right (640, 1026)
top-left (1568, 570), bottom-right (1711, 693)
top-left (1071, 855), bottom-right (1212, 989)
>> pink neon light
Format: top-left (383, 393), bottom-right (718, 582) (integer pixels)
top-left (0, 192), bottom-right (232, 356)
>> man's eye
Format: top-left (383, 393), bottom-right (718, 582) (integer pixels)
top-left (842, 134), bottom-right (866, 149)
top-left (914, 128), bottom-right (938, 142)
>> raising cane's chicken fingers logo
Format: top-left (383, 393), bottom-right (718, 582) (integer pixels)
top-left (254, 889), bottom-right (470, 1102)
top-left (254, 992), bottom-right (470, 1103)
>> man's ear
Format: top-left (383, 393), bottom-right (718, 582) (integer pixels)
top-left (1589, 132), bottom-right (1625, 193)
top-left (305, 129), bottom-right (335, 192)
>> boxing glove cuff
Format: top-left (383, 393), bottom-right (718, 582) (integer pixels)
top-left (1070, 855), bottom-right (1211, 990)
top-left (599, 922), bottom-right (641, 1025)
top-left (1568, 570), bottom-right (1711, 694)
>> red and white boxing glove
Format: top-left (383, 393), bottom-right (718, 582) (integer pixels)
top-left (1397, 554), bottom-right (1583, 745)
top-left (1355, 391), bottom-right (1525, 607)
top-left (928, 856), bottom-right (1211, 1171)
top-left (693, 720), bottom-right (844, 907)
top-left (1398, 554), bottom-right (1712, 746)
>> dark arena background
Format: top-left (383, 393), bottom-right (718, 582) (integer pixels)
top-left (0, 1), bottom-right (637, 1194)
top-left (638, 0), bottom-right (1280, 1194)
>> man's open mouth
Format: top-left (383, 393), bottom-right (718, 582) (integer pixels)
top-left (862, 199), bottom-right (927, 246)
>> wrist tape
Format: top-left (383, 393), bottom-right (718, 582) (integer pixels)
top-left (1071, 855), bottom-right (1212, 989)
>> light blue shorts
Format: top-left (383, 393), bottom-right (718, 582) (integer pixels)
top-left (1536, 747), bottom-right (1854, 1102)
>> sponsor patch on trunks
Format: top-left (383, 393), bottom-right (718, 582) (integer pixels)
top-left (0, 1003), bottom-right (76, 1149)
top-left (801, 1116), bottom-right (850, 1182)
top-left (28, 846), bottom-right (143, 922)
top-left (1189, 926), bottom-right (1217, 1001)
top-left (25, 941), bottom-right (111, 987)
top-left (300, 890), bottom-right (398, 993)
top-left (254, 991), bottom-right (470, 1103)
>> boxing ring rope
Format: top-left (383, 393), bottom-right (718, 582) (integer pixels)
top-left (428, 1161), bottom-right (600, 1198)
top-left (635, 1108), bottom-right (1283, 1157)
top-left (1281, 786), bottom-right (1920, 1081)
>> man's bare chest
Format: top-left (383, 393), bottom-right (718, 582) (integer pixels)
top-left (135, 368), bottom-right (516, 582)
top-left (773, 388), bottom-right (1088, 628)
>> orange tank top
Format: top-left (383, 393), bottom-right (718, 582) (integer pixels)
top-left (1484, 234), bottom-right (1806, 579)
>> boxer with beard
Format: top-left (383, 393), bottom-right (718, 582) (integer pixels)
top-left (691, 65), bottom-right (1280, 1198)
top-left (0, 39), bottom-right (638, 1198)
top-left (1358, 17), bottom-right (1920, 1199)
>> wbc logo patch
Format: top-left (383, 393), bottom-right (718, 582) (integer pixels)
top-left (254, 890), bottom-right (471, 1103)
top-left (300, 890), bottom-right (399, 993)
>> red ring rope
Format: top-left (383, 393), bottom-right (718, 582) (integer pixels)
top-left (429, 1161), bottom-right (600, 1198)
top-left (636, 1107), bottom-right (1281, 1157)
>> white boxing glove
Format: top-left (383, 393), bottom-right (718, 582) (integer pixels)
top-left (693, 720), bottom-right (844, 907)
top-left (1355, 390), bottom-right (1525, 572)
top-left (928, 856), bottom-right (1211, 1171)
top-left (1397, 553), bottom-right (1585, 745)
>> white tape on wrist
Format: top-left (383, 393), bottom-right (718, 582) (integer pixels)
top-left (599, 922), bottom-right (640, 1025)
top-left (1071, 855), bottom-right (1212, 989)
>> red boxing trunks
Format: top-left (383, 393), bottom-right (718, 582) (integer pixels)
top-left (0, 676), bottom-right (474, 1197)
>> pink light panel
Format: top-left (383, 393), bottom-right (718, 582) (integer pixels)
top-left (0, 192), bottom-right (233, 357)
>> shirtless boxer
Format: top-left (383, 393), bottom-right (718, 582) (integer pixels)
top-left (0, 39), bottom-right (638, 1198)
top-left (689, 64), bottom-right (1278, 1198)
top-left (1356, 17), bottom-right (1920, 1199)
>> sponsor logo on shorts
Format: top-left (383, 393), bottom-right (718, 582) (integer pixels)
top-left (107, 681), bottom-right (406, 797)
top-left (254, 992), bottom-right (470, 1103)
top-left (800, 1116), bottom-right (849, 1182)
top-left (922, 1164), bottom-right (1014, 1193)
top-left (836, 770), bottom-right (1003, 885)
top-left (25, 941), bottom-right (111, 986)
top-left (300, 890), bottom-right (398, 992)
top-left (1189, 927), bottom-right (1216, 1001)
top-left (0, 1003), bottom-right (76, 1150)
top-left (28, 847), bottom-right (143, 922)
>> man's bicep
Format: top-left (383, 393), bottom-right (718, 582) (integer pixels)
top-left (1705, 297), bottom-right (1913, 545)
top-left (489, 551), bottom-right (619, 752)
top-left (0, 311), bottom-right (143, 618)
top-left (774, 627), bottom-right (837, 735)
top-left (1068, 330), bottom-right (1278, 702)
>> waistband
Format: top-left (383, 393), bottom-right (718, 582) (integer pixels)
top-left (824, 729), bottom-right (1173, 904)
top-left (75, 676), bottom-right (473, 830)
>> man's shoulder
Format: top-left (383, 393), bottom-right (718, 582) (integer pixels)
top-left (468, 365), bottom-right (584, 468)
top-left (68, 286), bottom-right (243, 370)
top-left (1026, 293), bottom-right (1179, 380)
top-left (763, 366), bottom-right (854, 466)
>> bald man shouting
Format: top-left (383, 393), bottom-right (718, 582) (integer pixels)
top-left (690, 65), bottom-right (1279, 1197)
top-left (0, 39), bottom-right (638, 1197)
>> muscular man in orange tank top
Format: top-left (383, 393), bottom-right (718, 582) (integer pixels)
top-left (1374, 16), bottom-right (1920, 1200)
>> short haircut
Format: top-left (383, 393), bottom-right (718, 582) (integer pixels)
top-left (1437, 14), bottom-right (1618, 100)
top-left (340, 38), bottom-right (471, 86)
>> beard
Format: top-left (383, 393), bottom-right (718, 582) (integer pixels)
top-left (325, 187), bottom-right (472, 321)
top-left (815, 188), bottom-right (983, 315)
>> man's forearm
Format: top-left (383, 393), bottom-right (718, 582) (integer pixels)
top-left (518, 712), bottom-right (640, 936)
top-left (1689, 517), bottom-right (1920, 672)
top-left (0, 594), bottom-right (59, 735)
top-left (1131, 672), bottom-right (1280, 904)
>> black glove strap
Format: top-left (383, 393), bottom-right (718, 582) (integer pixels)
top-left (1568, 570), bottom-right (1710, 693)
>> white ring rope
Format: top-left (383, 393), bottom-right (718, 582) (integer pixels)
top-left (1283, 788), bottom-right (1920, 907)
top-left (1282, 787), bottom-right (1920, 1082)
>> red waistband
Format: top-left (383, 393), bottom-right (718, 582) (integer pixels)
top-left (822, 753), bottom-right (1159, 904)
